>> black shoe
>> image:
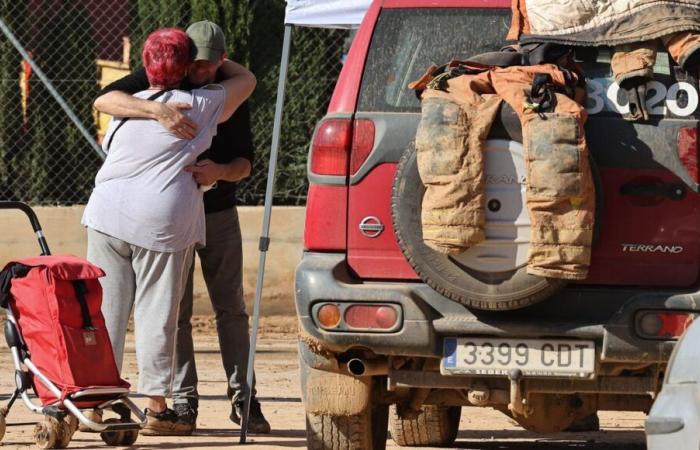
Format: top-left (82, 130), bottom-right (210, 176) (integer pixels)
top-left (230, 397), bottom-right (271, 434)
top-left (142, 407), bottom-right (194, 436)
top-left (173, 403), bottom-right (198, 427)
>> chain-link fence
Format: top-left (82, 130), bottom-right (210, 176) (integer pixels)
top-left (0, 0), bottom-right (349, 206)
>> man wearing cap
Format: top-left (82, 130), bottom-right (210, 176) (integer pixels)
top-left (93, 20), bottom-right (270, 435)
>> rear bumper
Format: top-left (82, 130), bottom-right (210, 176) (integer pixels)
top-left (296, 252), bottom-right (699, 366)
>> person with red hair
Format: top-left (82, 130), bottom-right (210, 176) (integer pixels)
top-left (141, 27), bottom-right (192, 89)
top-left (82, 27), bottom-right (256, 435)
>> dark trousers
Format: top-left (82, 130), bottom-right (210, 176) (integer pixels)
top-left (172, 207), bottom-right (255, 407)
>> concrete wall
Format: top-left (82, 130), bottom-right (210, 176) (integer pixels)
top-left (0, 206), bottom-right (305, 316)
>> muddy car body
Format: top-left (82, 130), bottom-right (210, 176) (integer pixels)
top-left (296, 0), bottom-right (700, 447)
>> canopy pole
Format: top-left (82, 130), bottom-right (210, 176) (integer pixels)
top-left (0, 18), bottom-right (105, 160)
top-left (239, 23), bottom-right (293, 444)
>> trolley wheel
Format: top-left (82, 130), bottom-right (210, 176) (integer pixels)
top-left (55, 418), bottom-right (72, 449)
top-left (100, 418), bottom-right (138, 446)
top-left (120, 426), bottom-right (139, 446)
top-left (34, 416), bottom-right (72, 449)
top-left (64, 414), bottom-right (79, 436)
top-left (0, 410), bottom-right (6, 442)
top-left (99, 418), bottom-right (122, 446)
top-left (34, 419), bottom-right (58, 449)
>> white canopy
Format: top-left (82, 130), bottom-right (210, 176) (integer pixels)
top-left (284, 0), bottom-right (373, 28)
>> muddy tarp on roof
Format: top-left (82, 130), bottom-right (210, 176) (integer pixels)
top-left (284, 0), bottom-right (372, 28)
top-left (508, 0), bottom-right (700, 46)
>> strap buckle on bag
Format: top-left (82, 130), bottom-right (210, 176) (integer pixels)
top-left (525, 73), bottom-right (558, 115)
top-left (72, 280), bottom-right (95, 331)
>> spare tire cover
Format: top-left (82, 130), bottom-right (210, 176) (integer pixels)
top-left (391, 138), bottom-right (566, 311)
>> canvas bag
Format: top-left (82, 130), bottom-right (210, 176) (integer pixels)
top-left (1, 255), bottom-right (128, 405)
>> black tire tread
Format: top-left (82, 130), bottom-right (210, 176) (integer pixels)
top-left (306, 412), bottom-right (372, 450)
top-left (389, 405), bottom-right (460, 447)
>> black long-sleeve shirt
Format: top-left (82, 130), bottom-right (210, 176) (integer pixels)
top-left (98, 68), bottom-right (254, 213)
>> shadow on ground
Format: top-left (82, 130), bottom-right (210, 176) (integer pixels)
top-left (445, 429), bottom-right (646, 449)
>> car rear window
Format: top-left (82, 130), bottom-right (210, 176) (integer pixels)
top-left (357, 8), bottom-right (511, 113)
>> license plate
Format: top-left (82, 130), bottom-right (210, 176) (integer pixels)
top-left (442, 337), bottom-right (596, 378)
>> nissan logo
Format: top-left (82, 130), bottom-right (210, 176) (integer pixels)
top-left (359, 216), bottom-right (384, 238)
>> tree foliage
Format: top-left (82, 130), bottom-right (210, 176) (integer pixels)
top-left (0, 0), bottom-right (27, 200)
top-left (130, 0), bottom-right (191, 69)
top-left (238, 0), bottom-right (347, 204)
top-left (1, 0), bottom-right (99, 203)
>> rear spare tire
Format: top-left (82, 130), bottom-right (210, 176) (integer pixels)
top-left (392, 139), bottom-right (566, 311)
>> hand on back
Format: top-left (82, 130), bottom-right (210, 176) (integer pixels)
top-left (156, 102), bottom-right (198, 139)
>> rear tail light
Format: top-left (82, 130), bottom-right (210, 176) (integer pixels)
top-left (349, 119), bottom-right (375, 174)
top-left (310, 119), bottom-right (352, 176)
top-left (313, 302), bottom-right (402, 332)
top-left (345, 305), bottom-right (398, 330)
top-left (678, 127), bottom-right (699, 183)
top-left (636, 310), bottom-right (697, 339)
top-left (309, 118), bottom-right (375, 176)
top-left (317, 304), bottom-right (341, 328)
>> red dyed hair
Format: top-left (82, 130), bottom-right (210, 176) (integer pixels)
top-left (142, 28), bottom-right (192, 88)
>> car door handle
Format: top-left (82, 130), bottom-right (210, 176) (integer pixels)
top-left (620, 182), bottom-right (686, 200)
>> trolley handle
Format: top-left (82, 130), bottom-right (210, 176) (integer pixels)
top-left (0, 201), bottom-right (51, 256)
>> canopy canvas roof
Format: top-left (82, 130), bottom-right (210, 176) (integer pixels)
top-left (284, 0), bottom-right (373, 28)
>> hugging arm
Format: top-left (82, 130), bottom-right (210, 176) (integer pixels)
top-left (215, 60), bottom-right (257, 124)
top-left (93, 69), bottom-right (198, 139)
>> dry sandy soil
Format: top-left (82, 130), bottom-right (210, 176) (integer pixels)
top-left (0, 316), bottom-right (648, 450)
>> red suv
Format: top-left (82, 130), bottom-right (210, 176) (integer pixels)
top-left (296, 1), bottom-right (700, 448)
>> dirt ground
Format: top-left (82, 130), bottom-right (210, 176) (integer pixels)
top-left (0, 316), bottom-right (648, 450)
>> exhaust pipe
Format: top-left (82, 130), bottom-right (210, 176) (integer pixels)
top-left (346, 358), bottom-right (389, 377)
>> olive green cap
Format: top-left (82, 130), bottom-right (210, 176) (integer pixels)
top-left (186, 21), bottom-right (226, 63)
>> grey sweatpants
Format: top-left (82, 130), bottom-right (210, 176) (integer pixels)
top-left (172, 207), bottom-right (256, 407)
top-left (86, 228), bottom-right (194, 396)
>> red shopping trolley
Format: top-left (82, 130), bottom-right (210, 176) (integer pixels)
top-left (0, 201), bottom-right (146, 448)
